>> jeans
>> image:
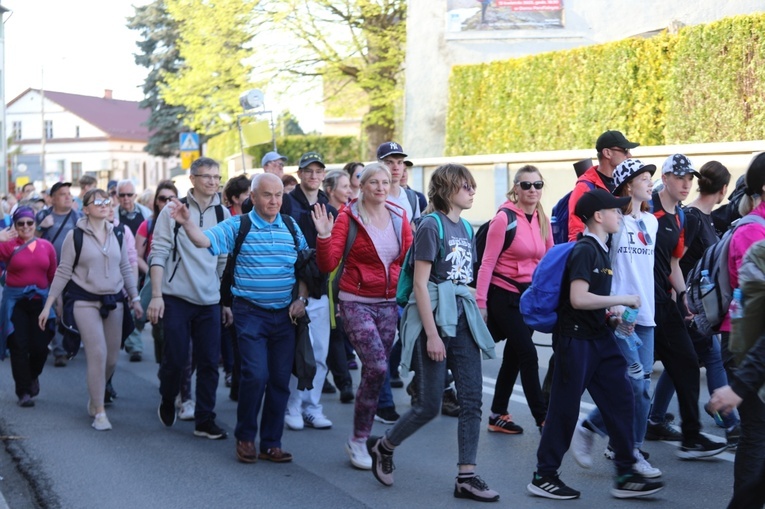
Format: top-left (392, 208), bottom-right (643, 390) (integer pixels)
top-left (287, 295), bottom-right (330, 418)
top-left (651, 334), bottom-right (740, 429)
top-left (340, 301), bottom-right (398, 439)
top-left (158, 296), bottom-right (220, 425)
top-left (232, 299), bottom-right (295, 449)
top-left (587, 325), bottom-right (654, 448)
top-left (386, 311), bottom-right (483, 466)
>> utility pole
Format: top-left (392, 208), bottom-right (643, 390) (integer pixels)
top-left (40, 67), bottom-right (45, 181)
top-left (0, 3), bottom-right (10, 195)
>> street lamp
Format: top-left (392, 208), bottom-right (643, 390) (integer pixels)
top-left (237, 89), bottom-right (276, 173)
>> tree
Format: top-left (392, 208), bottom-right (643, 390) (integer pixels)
top-left (258, 0), bottom-right (406, 158)
top-left (160, 0), bottom-right (258, 137)
top-left (277, 110), bottom-right (305, 136)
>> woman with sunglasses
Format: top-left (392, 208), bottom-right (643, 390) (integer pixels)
top-left (0, 207), bottom-right (57, 407)
top-left (38, 189), bottom-right (142, 431)
top-left (476, 165), bottom-right (551, 435)
top-left (572, 159), bottom-right (662, 477)
top-left (343, 162), bottom-right (364, 201)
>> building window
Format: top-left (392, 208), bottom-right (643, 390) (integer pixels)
top-left (71, 162), bottom-right (83, 182)
top-left (75, 126), bottom-right (80, 138)
top-left (44, 120), bottom-right (53, 139)
top-left (12, 121), bottom-right (21, 141)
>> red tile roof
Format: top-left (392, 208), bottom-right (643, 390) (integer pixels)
top-left (8, 88), bottom-right (150, 142)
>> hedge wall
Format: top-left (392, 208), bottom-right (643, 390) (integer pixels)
top-left (205, 131), bottom-right (362, 170)
top-left (446, 13), bottom-right (765, 155)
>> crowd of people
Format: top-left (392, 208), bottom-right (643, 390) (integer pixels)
top-left (2, 131), bottom-right (765, 507)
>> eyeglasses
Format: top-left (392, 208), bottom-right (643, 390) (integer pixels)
top-left (15, 220), bottom-right (34, 227)
top-left (637, 218), bottom-right (653, 245)
top-left (157, 195), bottom-right (176, 203)
top-left (610, 147), bottom-right (631, 155)
top-left (88, 198), bottom-right (112, 207)
top-left (118, 193), bottom-right (135, 198)
top-left (192, 174), bottom-right (222, 182)
top-left (461, 183), bottom-right (475, 192)
top-left (518, 181), bottom-right (544, 190)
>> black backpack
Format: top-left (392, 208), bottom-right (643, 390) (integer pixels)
top-left (172, 197), bottom-right (225, 262)
top-left (469, 208), bottom-right (517, 288)
top-left (72, 224), bottom-right (124, 269)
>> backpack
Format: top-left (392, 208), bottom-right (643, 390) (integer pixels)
top-left (551, 180), bottom-right (595, 244)
top-left (686, 214), bottom-right (765, 337)
top-left (220, 213), bottom-right (298, 307)
top-left (172, 197), bottom-right (225, 262)
top-left (404, 188), bottom-right (418, 219)
top-left (395, 213), bottom-right (473, 307)
top-left (729, 240), bottom-right (765, 367)
top-left (469, 208), bottom-right (517, 289)
top-left (519, 241), bottom-right (579, 333)
top-left (72, 224), bottom-right (124, 269)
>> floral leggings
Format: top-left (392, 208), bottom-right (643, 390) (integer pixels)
top-left (339, 300), bottom-right (399, 441)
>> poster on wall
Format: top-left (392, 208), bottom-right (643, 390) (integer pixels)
top-left (446, 0), bottom-right (564, 33)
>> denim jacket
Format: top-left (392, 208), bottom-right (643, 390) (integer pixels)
top-left (0, 285), bottom-right (55, 360)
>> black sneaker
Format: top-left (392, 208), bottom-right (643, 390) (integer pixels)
top-left (375, 407), bottom-right (400, 424)
top-left (611, 473), bottom-right (664, 499)
top-left (390, 376), bottom-right (404, 388)
top-left (488, 414), bottom-right (524, 434)
top-left (677, 434), bottom-right (726, 459)
top-left (158, 398), bottom-right (176, 427)
top-left (442, 388), bottom-right (460, 417)
top-left (527, 472), bottom-right (580, 500)
top-left (340, 384), bottom-right (355, 404)
top-left (367, 436), bottom-right (395, 486)
top-left (645, 420), bottom-right (683, 441)
top-left (322, 378), bottom-right (336, 394)
top-left (454, 475), bottom-right (500, 502)
top-left (726, 424), bottom-right (741, 449)
top-left (194, 420), bottom-right (228, 440)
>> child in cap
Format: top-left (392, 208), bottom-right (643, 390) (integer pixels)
top-left (528, 188), bottom-right (664, 500)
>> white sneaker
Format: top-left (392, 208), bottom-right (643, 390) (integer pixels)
top-left (178, 400), bottom-right (195, 421)
top-left (303, 412), bottom-right (332, 429)
top-left (92, 412), bottom-right (112, 431)
top-left (346, 439), bottom-right (372, 470)
top-left (284, 413), bottom-right (304, 430)
top-left (571, 420), bottom-right (595, 469)
top-left (633, 449), bottom-right (662, 478)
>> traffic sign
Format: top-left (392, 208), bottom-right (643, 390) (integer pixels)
top-left (179, 132), bottom-right (200, 151)
top-left (181, 150), bottom-right (200, 170)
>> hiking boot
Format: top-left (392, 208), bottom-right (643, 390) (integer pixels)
top-left (158, 398), bottom-right (176, 427)
top-left (571, 420), bottom-right (595, 469)
top-left (454, 475), bottom-right (500, 502)
top-left (374, 407), bottom-right (400, 424)
top-left (677, 434), bottom-right (727, 459)
top-left (367, 436), bottom-right (395, 486)
top-left (527, 472), bottom-right (580, 500)
top-left (194, 420), bottom-right (228, 440)
top-left (441, 388), bottom-right (460, 417)
top-left (611, 473), bottom-right (664, 499)
top-left (645, 419), bottom-right (683, 441)
top-left (488, 414), bottom-right (524, 434)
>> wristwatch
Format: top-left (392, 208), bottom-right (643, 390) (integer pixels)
top-left (298, 296), bottom-right (308, 306)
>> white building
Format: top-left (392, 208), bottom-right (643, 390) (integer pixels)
top-left (6, 88), bottom-right (176, 192)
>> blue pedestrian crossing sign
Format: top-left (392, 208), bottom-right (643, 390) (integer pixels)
top-left (179, 132), bottom-right (200, 151)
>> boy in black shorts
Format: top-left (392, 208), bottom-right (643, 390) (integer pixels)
top-left (527, 189), bottom-right (664, 500)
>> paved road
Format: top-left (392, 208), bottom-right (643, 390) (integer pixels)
top-left (0, 327), bottom-right (735, 509)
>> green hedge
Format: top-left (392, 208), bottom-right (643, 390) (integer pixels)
top-left (446, 13), bottom-right (765, 155)
top-left (205, 131), bottom-right (362, 171)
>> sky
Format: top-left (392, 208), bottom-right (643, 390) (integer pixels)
top-left (2, 0), bottom-right (323, 131)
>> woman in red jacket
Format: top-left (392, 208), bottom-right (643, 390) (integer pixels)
top-left (476, 165), bottom-right (552, 434)
top-left (313, 162), bottom-right (413, 471)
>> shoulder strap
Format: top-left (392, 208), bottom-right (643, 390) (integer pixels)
top-left (72, 228), bottom-right (84, 270)
top-left (230, 214), bottom-right (252, 268)
top-left (49, 209), bottom-right (74, 245)
top-left (281, 213), bottom-right (300, 249)
top-left (113, 223), bottom-right (125, 249)
top-left (172, 198), bottom-right (190, 262)
top-left (343, 218), bottom-right (358, 261)
top-left (500, 208), bottom-right (517, 251)
top-left (214, 204), bottom-right (224, 224)
top-left (405, 188), bottom-right (417, 216)
top-left (7, 238), bottom-right (36, 267)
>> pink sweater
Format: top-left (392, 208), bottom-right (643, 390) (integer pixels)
top-left (475, 201), bottom-right (553, 308)
top-left (0, 237), bottom-right (57, 289)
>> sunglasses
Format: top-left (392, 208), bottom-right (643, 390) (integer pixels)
top-left (461, 183), bottom-right (475, 192)
top-left (518, 181), bottom-right (544, 190)
top-left (89, 198), bottom-right (112, 207)
top-left (15, 220), bottom-right (34, 227)
top-left (637, 218), bottom-right (653, 245)
top-left (118, 193), bottom-right (135, 198)
top-left (157, 195), bottom-right (176, 203)
top-left (611, 147), bottom-right (631, 155)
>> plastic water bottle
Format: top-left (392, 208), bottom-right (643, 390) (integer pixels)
top-left (729, 288), bottom-right (744, 319)
top-left (699, 269), bottom-right (714, 296)
top-left (614, 307), bottom-right (641, 350)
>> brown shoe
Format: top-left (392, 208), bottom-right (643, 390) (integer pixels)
top-left (258, 447), bottom-right (293, 463)
top-left (236, 441), bottom-right (258, 464)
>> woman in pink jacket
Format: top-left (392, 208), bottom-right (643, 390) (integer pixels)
top-left (476, 165), bottom-right (552, 434)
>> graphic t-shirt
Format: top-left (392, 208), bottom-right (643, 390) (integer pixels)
top-left (414, 211), bottom-right (475, 285)
top-left (651, 192), bottom-right (685, 304)
top-left (611, 213), bottom-right (658, 327)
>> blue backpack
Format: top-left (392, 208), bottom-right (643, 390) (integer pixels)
top-left (551, 181), bottom-right (595, 244)
top-left (519, 241), bottom-right (578, 332)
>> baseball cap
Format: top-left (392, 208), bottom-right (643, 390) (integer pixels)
top-left (261, 151), bottom-right (287, 167)
top-left (662, 154), bottom-right (701, 178)
top-left (298, 151), bottom-right (325, 169)
top-left (612, 159), bottom-right (656, 195)
top-left (575, 188), bottom-right (630, 223)
top-left (50, 182), bottom-right (72, 196)
top-left (595, 130), bottom-right (640, 153)
top-left (376, 141), bottom-right (407, 160)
